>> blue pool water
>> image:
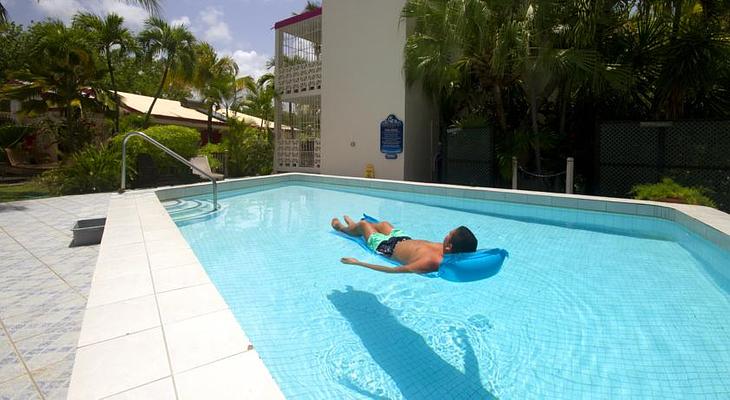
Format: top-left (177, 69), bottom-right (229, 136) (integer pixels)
top-left (165, 183), bottom-right (730, 399)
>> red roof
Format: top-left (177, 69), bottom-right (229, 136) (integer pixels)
top-left (274, 7), bottom-right (322, 30)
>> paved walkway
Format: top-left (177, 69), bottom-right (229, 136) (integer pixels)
top-left (0, 193), bottom-right (110, 400)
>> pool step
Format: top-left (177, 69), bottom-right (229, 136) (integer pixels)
top-left (163, 199), bottom-right (221, 225)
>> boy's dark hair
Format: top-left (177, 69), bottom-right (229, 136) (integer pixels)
top-left (450, 226), bottom-right (477, 253)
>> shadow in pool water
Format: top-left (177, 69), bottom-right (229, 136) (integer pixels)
top-left (328, 286), bottom-right (495, 400)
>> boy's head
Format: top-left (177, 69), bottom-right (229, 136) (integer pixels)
top-left (443, 226), bottom-right (478, 254)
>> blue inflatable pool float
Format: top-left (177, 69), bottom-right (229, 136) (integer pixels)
top-left (334, 214), bottom-right (508, 282)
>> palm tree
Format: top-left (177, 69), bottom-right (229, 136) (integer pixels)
top-left (138, 17), bottom-right (195, 128)
top-left (0, 20), bottom-right (102, 151)
top-left (402, 0), bottom-right (518, 133)
top-left (126, 0), bottom-right (161, 14)
top-left (239, 73), bottom-right (275, 129)
top-left (191, 42), bottom-right (238, 141)
top-left (403, 0), bottom-right (633, 173)
top-left (73, 12), bottom-right (135, 134)
top-left (646, 0), bottom-right (730, 119)
top-left (0, 3), bottom-right (6, 24)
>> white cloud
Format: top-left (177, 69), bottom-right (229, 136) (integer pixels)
top-left (32, 0), bottom-right (149, 31)
top-left (170, 16), bottom-right (191, 27)
top-left (100, 0), bottom-right (147, 30)
top-left (225, 49), bottom-right (270, 79)
top-left (197, 7), bottom-right (231, 44)
top-left (34, 0), bottom-right (87, 22)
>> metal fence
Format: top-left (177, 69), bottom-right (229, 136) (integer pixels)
top-left (442, 127), bottom-right (495, 187)
top-left (598, 121), bottom-right (730, 210)
top-left (209, 151), bottom-right (228, 177)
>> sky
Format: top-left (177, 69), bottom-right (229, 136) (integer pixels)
top-left (3, 0), bottom-right (313, 78)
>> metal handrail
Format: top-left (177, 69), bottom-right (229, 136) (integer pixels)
top-left (119, 131), bottom-right (218, 209)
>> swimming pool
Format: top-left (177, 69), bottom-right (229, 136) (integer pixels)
top-left (164, 180), bottom-right (730, 399)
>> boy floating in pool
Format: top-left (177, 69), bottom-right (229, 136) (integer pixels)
top-left (331, 216), bottom-right (477, 274)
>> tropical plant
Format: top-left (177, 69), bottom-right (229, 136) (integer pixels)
top-left (238, 73), bottom-right (275, 129)
top-left (125, 0), bottom-right (161, 14)
top-left (138, 17), bottom-right (196, 128)
top-left (110, 124), bottom-right (199, 173)
top-left (191, 42), bottom-right (238, 141)
top-left (0, 22), bottom-right (31, 82)
top-left (631, 178), bottom-right (716, 207)
top-left (37, 144), bottom-right (121, 195)
top-left (117, 113), bottom-right (149, 134)
top-left (403, 0), bottom-right (730, 179)
top-left (224, 120), bottom-right (273, 177)
top-left (198, 142), bottom-right (225, 171)
top-left (106, 54), bottom-right (191, 100)
top-left (0, 20), bottom-right (104, 153)
top-left (73, 12), bottom-right (136, 134)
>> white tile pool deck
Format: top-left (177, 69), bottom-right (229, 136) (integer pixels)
top-left (2, 173), bottom-right (729, 399)
top-left (0, 193), bottom-right (110, 399)
top-left (66, 189), bottom-right (283, 400)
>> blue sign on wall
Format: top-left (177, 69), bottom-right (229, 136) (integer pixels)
top-left (380, 114), bottom-right (403, 157)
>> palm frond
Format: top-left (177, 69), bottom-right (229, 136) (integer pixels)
top-left (126, 0), bottom-right (161, 16)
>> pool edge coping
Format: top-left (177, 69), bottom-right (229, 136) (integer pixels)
top-left (158, 173), bottom-right (730, 251)
top-left (66, 189), bottom-right (285, 399)
top-left (67, 173), bottom-right (730, 400)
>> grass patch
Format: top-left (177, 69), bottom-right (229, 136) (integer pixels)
top-left (0, 181), bottom-right (52, 203)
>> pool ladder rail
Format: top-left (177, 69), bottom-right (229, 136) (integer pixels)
top-left (118, 131), bottom-right (219, 210)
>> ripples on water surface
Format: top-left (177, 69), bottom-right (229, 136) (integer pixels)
top-left (167, 184), bottom-right (730, 399)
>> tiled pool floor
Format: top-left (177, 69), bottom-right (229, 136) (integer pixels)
top-left (0, 193), bottom-right (110, 399)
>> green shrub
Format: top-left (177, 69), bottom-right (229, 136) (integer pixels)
top-left (224, 122), bottom-right (272, 177)
top-left (111, 125), bottom-right (200, 174)
top-left (116, 114), bottom-right (149, 135)
top-left (37, 144), bottom-right (121, 195)
top-left (198, 143), bottom-right (225, 171)
top-left (631, 178), bottom-right (716, 207)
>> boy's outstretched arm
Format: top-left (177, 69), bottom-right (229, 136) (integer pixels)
top-left (340, 257), bottom-right (436, 274)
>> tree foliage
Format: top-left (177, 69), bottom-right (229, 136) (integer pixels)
top-left (138, 17), bottom-right (196, 128)
top-left (237, 73), bottom-right (275, 128)
top-left (0, 20), bottom-right (105, 153)
top-left (403, 0), bottom-right (730, 175)
top-left (225, 120), bottom-right (273, 177)
top-left (631, 178), bottom-right (716, 207)
top-left (73, 12), bottom-right (136, 134)
top-left (192, 42), bottom-right (238, 139)
top-left (0, 4), bottom-right (283, 194)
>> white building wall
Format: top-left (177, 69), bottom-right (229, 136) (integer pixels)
top-left (321, 0), bottom-right (414, 180)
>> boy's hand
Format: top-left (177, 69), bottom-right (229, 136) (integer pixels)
top-left (340, 257), bottom-right (360, 265)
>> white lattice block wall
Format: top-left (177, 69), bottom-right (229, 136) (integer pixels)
top-left (277, 139), bottom-right (300, 168)
top-left (278, 61), bottom-right (322, 96)
top-left (274, 10), bottom-right (322, 172)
